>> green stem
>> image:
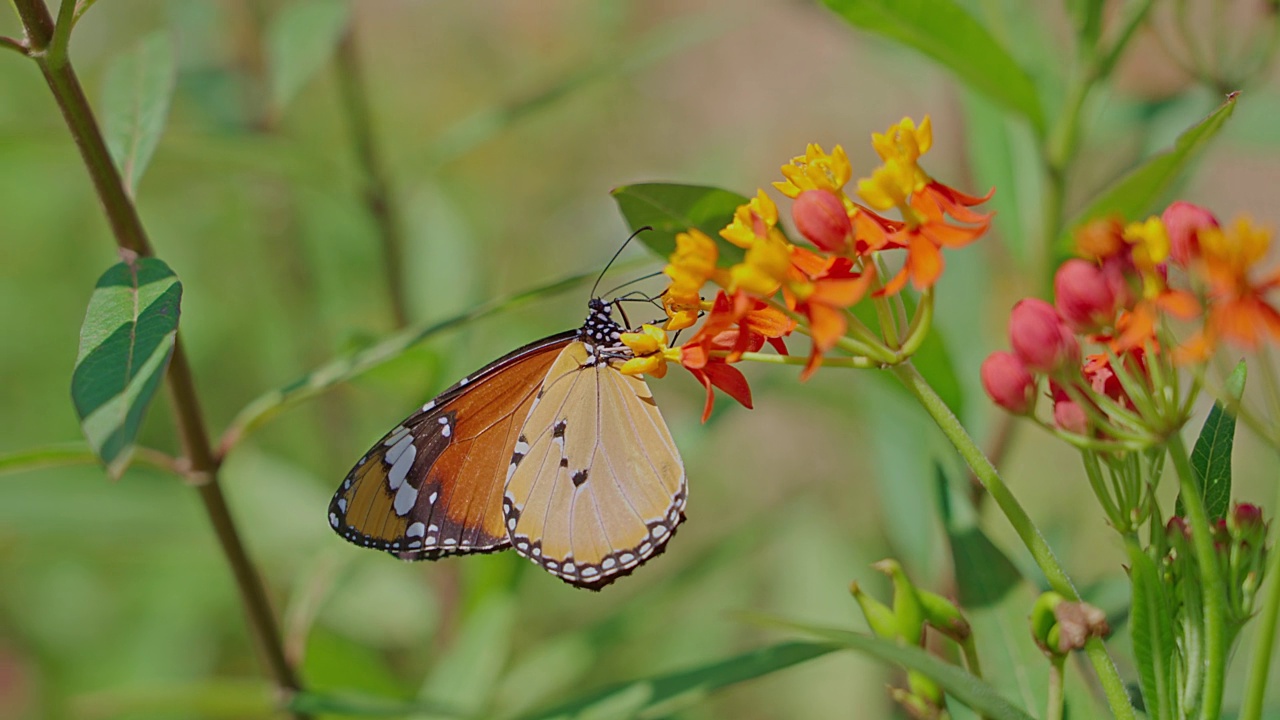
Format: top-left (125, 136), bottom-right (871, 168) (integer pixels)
top-left (1047, 655), bottom-right (1066, 720)
top-left (889, 362), bottom-right (1136, 720)
top-left (733, 350), bottom-right (875, 369)
top-left (10, 1), bottom-right (307, 714)
top-left (334, 23), bottom-right (410, 329)
top-left (1236, 452), bottom-right (1280, 720)
top-left (1166, 432), bottom-right (1226, 720)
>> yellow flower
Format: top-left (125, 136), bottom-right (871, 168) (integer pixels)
top-left (856, 160), bottom-right (915, 212)
top-left (721, 190), bottom-right (779, 249)
top-left (728, 230), bottom-right (793, 297)
top-left (871, 116), bottom-right (933, 166)
top-left (1124, 217), bottom-right (1171, 299)
top-left (662, 293), bottom-right (700, 331)
top-left (856, 117), bottom-right (933, 212)
top-left (664, 229), bottom-right (718, 296)
top-left (773, 144), bottom-right (853, 199)
top-left (619, 324), bottom-right (672, 378)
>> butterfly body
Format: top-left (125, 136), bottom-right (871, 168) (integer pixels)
top-left (329, 300), bottom-right (686, 589)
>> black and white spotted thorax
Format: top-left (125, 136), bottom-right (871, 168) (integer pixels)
top-left (579, 299), bottom-right (633, 366)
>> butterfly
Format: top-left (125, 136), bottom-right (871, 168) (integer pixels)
top-left (328, 298), bottom-right (687, 589)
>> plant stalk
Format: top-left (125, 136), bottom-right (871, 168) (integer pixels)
top-left (889, 361), bottom-right (1136, 720)
top-left (11, 0), bottom-right (306, 713)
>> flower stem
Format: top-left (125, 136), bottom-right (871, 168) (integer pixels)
top-left (1047, 655), bottom-right (1066, 720)
top-left (1239, 450), bottom-right (1280, 720)
top-left (1166, 431), bottom-right (1226, 720)
top-left (889, 361), bottom-right (1136, 720)
top-left (11, 0), bottom-right (306, 714)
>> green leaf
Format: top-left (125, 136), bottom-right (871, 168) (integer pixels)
top-left (517, 641), bottom-right (836, 720)
top-left (611, 183), bottom-right (749, 265)
top-left (743, 617), bottom-right (1036, 720)
top-left (266, 0), bottom-right (350, 116)
top-left (1177, 361), bottom-right (1246, 520)
top-left (71, 256), bottom-right (181, 479)
top-left (819, 0), bottom-right (1043, 130)
top-left (1127, 541), bottom-right (1178, 720)
top-left (101, 31), bottom-right (176, 196)
top-left (1067, 94), bottom-right (1238, 241)
top-left (70, 679), bottom-right (275, 719)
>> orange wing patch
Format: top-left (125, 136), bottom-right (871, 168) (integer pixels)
top-left (329, 334), bottom-right (573, 559)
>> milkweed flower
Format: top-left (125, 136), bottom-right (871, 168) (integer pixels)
top-left (677, 291), bottom-right (792, 421)
top-left (1193, 217), bottom-right (1280, 352)
top-left (619, 324), bottom-right (673, 378)
top-left (662, 229), bottom-right (721, 330)
top-left (773, 143), bottom-right (853, 199)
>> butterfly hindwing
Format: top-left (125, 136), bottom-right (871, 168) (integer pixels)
top-left (503, 341), bottom-right (687, 589)
top-left (329, 333), bottom-right (575, 559)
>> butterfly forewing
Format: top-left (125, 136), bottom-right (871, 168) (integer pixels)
top-left (503, 342), bottom-right (687, 589)
top-left (329, 332), bottom-right (575, 558)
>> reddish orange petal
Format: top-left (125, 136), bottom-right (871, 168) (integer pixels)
top-left (1156, 289), bottom-right (1201, 319)
top-left (805, 302), bottom-right (848, 353)
top-left (688, 363), bottom-right (753, 422)
top-left (907, 232), bottom-right (945, 289)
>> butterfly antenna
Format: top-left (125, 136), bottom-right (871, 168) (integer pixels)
top-left (602, 270), bottom-right (665, 300)
top-left (591, 226), bottom-right (652, 299)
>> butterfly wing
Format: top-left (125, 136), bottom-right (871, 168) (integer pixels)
top-left (329, 332), bottom-right (576, 559)
top-left (502, 342), bottom-right (687, 589)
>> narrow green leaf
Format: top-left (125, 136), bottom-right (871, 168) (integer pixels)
top-left (1127, 541), bottom-right (1178, 720)
top-left (101, 31), bottom-right (176, 196)
top-left (518, 642), bottom-right (835, 720)
top-left (71, 256), bottom-right (182, 478)
top-left (218, 267), bottom-right (609, 452)
top-left (611, 183), bottom-right (749, 264)
top-left (266, 0), bottom-right (350, 115)
top-left (819, 0), bottom-right (1043, 130)
top-left (71, 679), bottom-right (275, 719)
top-left (1177, 361), bottom-right (1246, 520)
top-left (0, 443), bottom-right (175, 478)
top-left (743, 617), bottom-right (1036, 720)
top-left (1067, 94), bottom-right (1238, 239)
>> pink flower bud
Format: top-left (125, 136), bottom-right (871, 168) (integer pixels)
top-left (1162, 201), bottom-right (1218, 267)
top-left (981, 351), bottom-right (1036, 414)
top-left (792, 189), bottom-right (853, 252)
top-left (1053, 395), bottom-right (1087, 434)
top-left (1054, 260), bottom-right (1116, 333)
top-left (1009, 299), bottom-right (1080, 374)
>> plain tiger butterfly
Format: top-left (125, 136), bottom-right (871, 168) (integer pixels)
top-left (328, 296), bottom-right (686, 589)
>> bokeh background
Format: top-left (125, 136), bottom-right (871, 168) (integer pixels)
top-left (3, 1), bottom-right (1280, 718)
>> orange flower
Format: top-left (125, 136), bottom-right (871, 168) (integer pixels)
top-left (677, 294), bottom-right (786, 422)
top-left (878, 188), bottom-right (991, 296)
top-left (1190, 217), bottom-right (1280, 353)
top-left (786, 247), bottom-right (877, 378)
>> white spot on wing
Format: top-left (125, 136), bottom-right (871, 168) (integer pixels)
top-left (388, 443), bottom-right (417, 491)
top-left (383, 426), bottom-right (410, 447)
top-left (393, 481), bottom-right (419, 515)
top-left (329, 512), bottom-right (339, 528)
top-left (406, 522), bottom-right (426, 538)
top-left (337, 498), bottom-right (347, 513)
top-left (385, 433), bottom-right (414, 465)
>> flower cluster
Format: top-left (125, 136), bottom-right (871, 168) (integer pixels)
top-left (1165, 503), bottom-right (1269, 648)
top-left (982, 202), bottom-right (1280, 446)
top-left (620, 117), bottom-right (993, 420)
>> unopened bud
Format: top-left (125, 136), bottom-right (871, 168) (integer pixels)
top-left (793, 189), bottom-right (853, 253)
top-left (1054, 259), bottom-right (1116, 333)
top-left (981, 351), bottom-right (1036, 414)
top-left (1009, 299), bottom-right (1080, 374)
top-left (1162, 201), bottom-right (1218, 267)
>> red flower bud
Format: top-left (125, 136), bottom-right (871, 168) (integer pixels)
top-left (1162, 201), bottom-right (1218, 267)
top-left (1053, 395), bottom-right (1087, 434)
top-left (1054, 260), bottom-right (1117, 333)
top-left (792, 189), bottom-right (853, 252)
top-left (1166, 516), bottom-right (1191, 543)
top-left (1009, 299), bottom-right (1080, 374)
top-left (1229, 502), bottom-right (1264, 536)
top-left (981, 351), bottom-right (1036, 414)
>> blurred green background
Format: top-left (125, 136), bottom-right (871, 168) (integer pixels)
top-left (4, 1), bottom-right (1280, 718)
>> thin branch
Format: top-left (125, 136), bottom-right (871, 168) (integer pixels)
top-left (9, 0), bottom-right (307, 714)
top-left (334, 22), bottom-right (410, 329)
top-left (0, 36), bottom-right (30, 56)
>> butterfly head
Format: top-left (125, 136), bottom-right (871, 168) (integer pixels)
top-left (580, 299), bottom-right (629, 365)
